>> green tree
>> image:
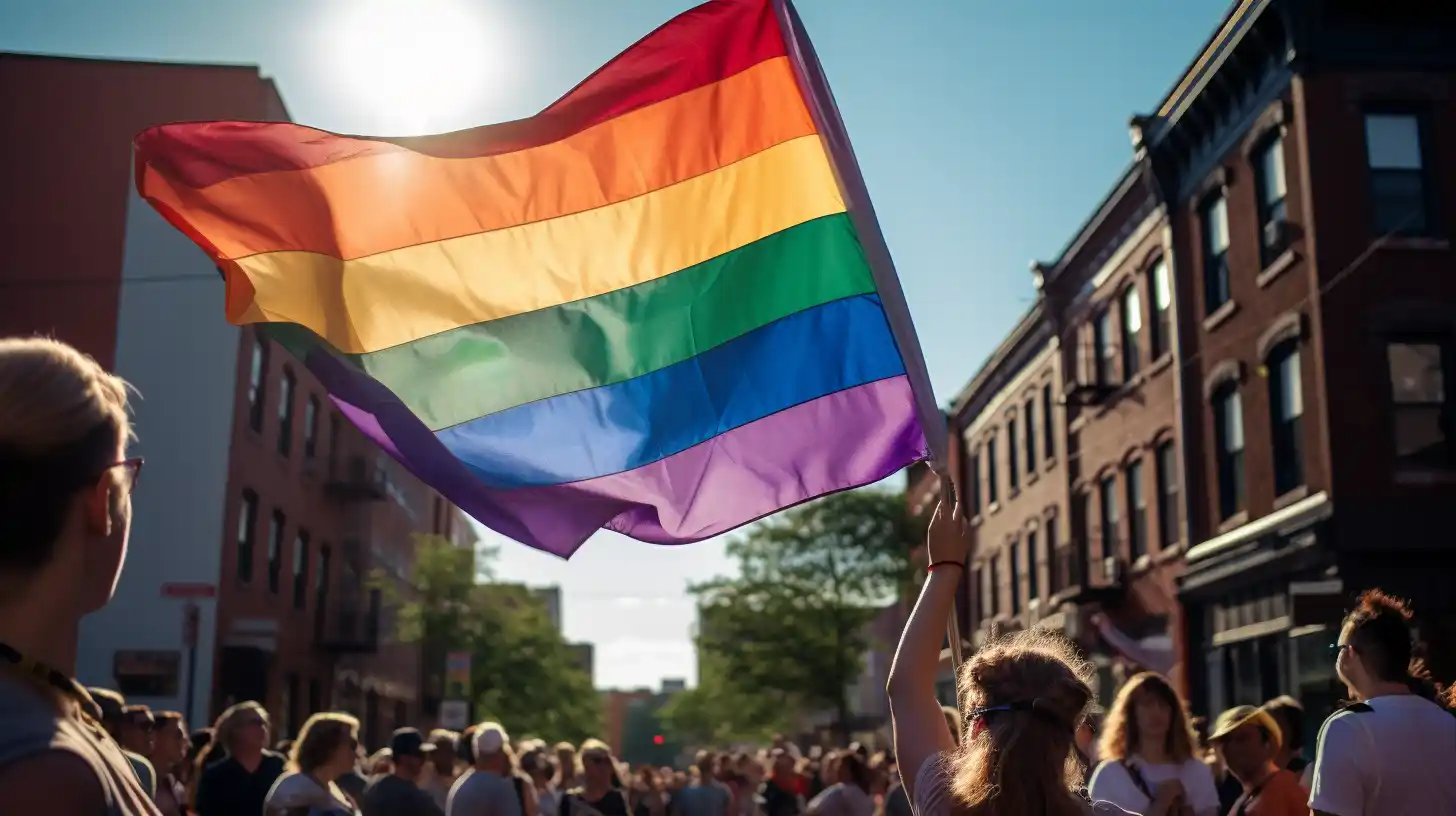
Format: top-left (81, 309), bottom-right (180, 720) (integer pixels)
top-left (659, 648), bottom-right (795, 745)
top-left (687, 489), bottom-right (916, 739)
top-left (390, 535), bottom-right (601, 743)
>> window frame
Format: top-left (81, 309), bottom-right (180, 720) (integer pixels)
top-left (1155, 441), bottom-right (1179, 550)
top-left (237, 490), bottom-right (258, 584)
top-left (1099, 473), bottom-right (1119, 559)
top-left (1121, 285), bottom-right (1142, 378)
top-left (1362, 108), bottom-right (1437, 238)
top-left (1385, 335), bottom-right (1455, 471)
top-left (1126, 459), bottom-right (1147, 560)
top-left (1024, 398), bottom-right (1037, 473)
top-left (304, 395), bottom-right (320, 459)
top-left (1252, 132), bottom-right (1290, 266)
top-left (1149, 258), bottom-right (1172, 359)
top-left (986, 436), bottom-right (1000, 505)
top-left (1268, 341), bottom-right (1306, 495)
top-left (248, 337), bottom-right (269, 433)
top-left (1026, 528), bottom-right (1039, 604)
top-left (1009, 539), bottom-right (1021, 615)
top-left (292, 529), bottom-right (311, 610)
top-left (968, 449), bottom-right (983, 516)
top-left (1007, 419), bottom-right (1020, 492)
top-left (1041, 383), bottom-right (1055, 460)
top-left (1212, 384), bottom-right (1246, 521)
top-left (1201, 192), bottom-right (1231, 314)
top-left (278, 368), bottom-right (296, 457)
top-left (1094, 310), bottom-right (1115, 386)
top-left (268, 509), bottom-right (286, 594)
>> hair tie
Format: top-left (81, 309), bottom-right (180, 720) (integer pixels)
top-left (966, 699), bottom-right (1075, 735)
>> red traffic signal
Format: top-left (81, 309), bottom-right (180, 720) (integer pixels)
top-left (653, 735), bottom-right (665, 745)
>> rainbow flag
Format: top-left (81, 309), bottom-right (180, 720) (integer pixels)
top-left (134, 0), bottom-right (945, 557)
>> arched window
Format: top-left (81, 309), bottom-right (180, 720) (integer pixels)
top-left (1268, 341), bottom-right (1305, 495)
top-left (1149, 258), bottom-right (1172, 359)
top-left (1212, 384), bottom-right (1245, 520)
top-left (1122, 285), bottom-right (1143, 378)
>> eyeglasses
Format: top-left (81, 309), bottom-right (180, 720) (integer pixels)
top-left (104, 458), bottom-right (145, 495)
top-left (1331, 643), bottom-right (1354, 655)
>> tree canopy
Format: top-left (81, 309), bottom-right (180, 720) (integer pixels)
top-left (676, 489), bottom-right (917, 739)
top-left (391, 534), bottom-right (601, 743)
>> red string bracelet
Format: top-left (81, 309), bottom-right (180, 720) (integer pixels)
top-left (926, 560), bottom-right (964, 573)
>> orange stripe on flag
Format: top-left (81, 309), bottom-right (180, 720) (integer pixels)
top-left (142, 57), bottom-right (816, 262)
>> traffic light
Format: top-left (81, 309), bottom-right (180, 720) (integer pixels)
top-left (653, 734), bottom-right (665, 745)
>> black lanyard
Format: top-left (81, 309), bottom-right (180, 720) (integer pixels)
top-left (0, 639), bottom-right (102, 721)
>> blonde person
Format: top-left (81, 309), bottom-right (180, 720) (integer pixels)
top-left (265, 712), bottom-right (363, 815)
top-left (195, 700), bottom-right (287, 816)
top-left (555, 742), bottom-right (582, 791)
top-left (0, 337), bottom-right (157, 813)
top-left (886, 487), bottom-right (1132, 816)
top-left (1088, 672), bottom-right (1219, 816)
top-left (559, 740), bottom-right (629, 816)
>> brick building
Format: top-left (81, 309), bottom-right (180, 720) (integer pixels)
top-left (1035, 166), bottom-right (1188, 702)
top-left (1135, 0), bottom-right (1456, 725)
top-left (949, 306), bottom-right (1074, 665)
top-left (0, 53), bottom-right (475, 745)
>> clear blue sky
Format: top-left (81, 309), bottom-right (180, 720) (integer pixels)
top-left (1, 0), bottom-right (1230, 690)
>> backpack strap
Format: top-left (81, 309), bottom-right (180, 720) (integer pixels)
top-left (1120, 761), bottom-right (1155, 801)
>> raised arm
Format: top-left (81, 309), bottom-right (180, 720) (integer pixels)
top-left (886, 484), bottom-right (968, 801)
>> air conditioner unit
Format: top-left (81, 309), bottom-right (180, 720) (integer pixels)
top-left (1263, 218), bottom-right (1291, 254)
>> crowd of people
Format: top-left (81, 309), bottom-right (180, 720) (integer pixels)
top-left (3, 330), bottom-right (1456, 816)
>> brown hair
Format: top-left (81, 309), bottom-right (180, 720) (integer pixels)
top-left (290, 712), bottom-right (360, 774)
top-left (1343, 589), bottom-right (1440, 701)
top-left (1097, 672), bottom-right (1198, 764)
top-left (945, 629), bottom-right (1093, 816)
top-left (0, 337), bottom-right (133, 574)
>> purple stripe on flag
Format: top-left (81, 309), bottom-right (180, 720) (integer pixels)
top-left (314, 345), bottom-right (925, 556)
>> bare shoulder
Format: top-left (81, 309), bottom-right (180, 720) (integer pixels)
top-left (0, 749), bottom-right (107, 814)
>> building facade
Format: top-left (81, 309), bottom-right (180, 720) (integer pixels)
top-left (1138, 0), bottom-right (1456, 726)
top-left (951, 307), bottom-right (1075, 660)
top-left (0, 53), bottom-right (475, 744)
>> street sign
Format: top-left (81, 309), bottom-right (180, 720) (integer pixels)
top-left (439, 700), bottom-right (469, 730)
top-left (182, 602), bottom-right (200, 649)
top-left (161, 583), bottom-right (216, 599)
top-left (444, 651), bottom-right (472, 699)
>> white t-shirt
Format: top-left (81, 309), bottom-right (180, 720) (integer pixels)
top-left (1087, 755), bottom-right (1219, 815)
top-left (1308, 694), bottom-right (1456, 816)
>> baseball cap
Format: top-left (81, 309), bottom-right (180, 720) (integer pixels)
top-left (473, 722), bottom-right (509, 757)
top-left (389, 727), bottom-right (437, 758)
top-left (1208, 705), bottom-right (1283, 750)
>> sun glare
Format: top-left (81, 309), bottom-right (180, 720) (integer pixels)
top-left (327, 0), bottom-right (505, 134)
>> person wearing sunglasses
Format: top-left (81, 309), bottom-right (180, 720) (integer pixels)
top-left (0, 336), bottom-right (158, 814)
top-left (265, 712), bottom-right (363, 815)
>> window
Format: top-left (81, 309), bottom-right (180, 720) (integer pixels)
top-left (248, 338), bottom-right (268, 432)
top-left (1009, 540), bottom-right (1021, 615)
top-left (1094, 311), bottom-right (1115, 385)
top-left (1269, 342), bottom-right (1305, 494)
top-left (292, 530), bottom-right (311, 610)
top-left (1150, 260), bottom-right (1172, 359)
top-left (236, 490), bottom-right (258, 583)
top-left (1099, 475), bottom-right (1119, 557)
top-left (1387, 341), bottom-right (1452, 469)
top-left (1213, 386), bottom-right (1246, 520)
top-left (268, 510), bottom-right (286, 594)
top-left (1024, 399), bottom-right (1037, 471)
top-left (986, 437), bottom-right (999, 505)
top-left (1026, 529), bottom-right (1039, 603)
top-left (1122, 286), bottom-right (1142, 378)
top-left (278, 369), bottom-right (296, 457)
top-left (979, 566), bottom-right (992, 619)
top-left (1007, 419), bottom-right (1020, 492)
top-left (989, 554), bottom-right (1001, 617)
top-left (967, 450), bottom-right (982, 516)
top-left (1126, 460), bottom-right (1147, 560)
top-left (1041, 384), bottom-right (1055, 460)
top-left (1365, 113), bottom-right (1431, 236)
top-left (328, 414), bottom-right (342, 473)
top-left (1254, 135), bottom-right (1289, 264)
top-left (1155, 441), bottom-right (1179, 549)
top-left (316, 544), bottom-right (332, 608)
top-left (304, 396), bottom-right (320, 459)
top-left (1202, 193), bottom-right (1231, 313)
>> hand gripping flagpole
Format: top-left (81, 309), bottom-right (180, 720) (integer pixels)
top-left (773, 0), bottom-right (963, 674)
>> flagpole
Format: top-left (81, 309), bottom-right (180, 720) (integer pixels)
top-left (773, 0), bottom-right (963, 672)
